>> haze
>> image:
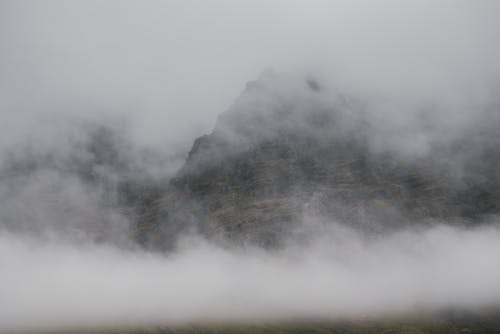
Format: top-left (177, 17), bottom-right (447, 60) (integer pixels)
top-left (1, 1), bottom-right (500, 332)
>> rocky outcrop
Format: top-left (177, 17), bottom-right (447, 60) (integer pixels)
top-left (136, 72), bottom-right (500, 250)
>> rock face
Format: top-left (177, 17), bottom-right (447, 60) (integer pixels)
top-left (136, 72), bottom-right (500, 250)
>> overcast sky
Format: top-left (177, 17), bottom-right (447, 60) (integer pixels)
top-left (1, 0), bottom-right (499, 153)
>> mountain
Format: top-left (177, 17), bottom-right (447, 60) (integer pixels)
top-left (0, 121), bottom-right (168, 244)
top-left (135, 72), bottom-right (500, 250)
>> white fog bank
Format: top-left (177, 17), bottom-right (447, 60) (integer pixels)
top-left (1, 223), bottom-right (500, 332)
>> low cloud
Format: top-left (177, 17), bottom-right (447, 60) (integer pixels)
top-left (1, 1), bottom-right (500, 332)
top-left (1, 222), bottom-right (500, 332)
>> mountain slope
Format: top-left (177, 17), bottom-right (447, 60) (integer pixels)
top-left (136, 72), bottom-right (500, 250)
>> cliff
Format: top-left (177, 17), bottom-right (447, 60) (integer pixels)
top-left (135, 72), bottom-right (500, 250)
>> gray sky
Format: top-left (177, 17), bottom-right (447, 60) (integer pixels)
top-left (1, 0), bottom-right (499, 152)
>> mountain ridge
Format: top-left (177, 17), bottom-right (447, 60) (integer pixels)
top-left (135, 73), bottom-right (500, 250)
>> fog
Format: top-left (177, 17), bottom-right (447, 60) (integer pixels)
top-left (1, 0), bottom-right (500, 332)
top-left (2, 224), bottom-right (500, 332)
top-left (2, 1), bottom-right (500, 151)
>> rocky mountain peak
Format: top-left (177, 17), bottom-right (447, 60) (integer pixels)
top-left (136, 74), bottom-right (500, 250)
